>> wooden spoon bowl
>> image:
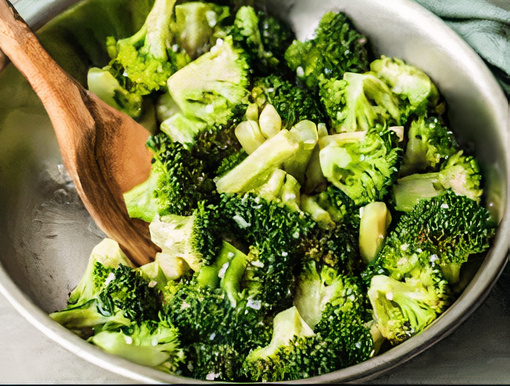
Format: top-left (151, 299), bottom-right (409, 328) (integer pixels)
top-left (0, 0), bottom-right (160, 265)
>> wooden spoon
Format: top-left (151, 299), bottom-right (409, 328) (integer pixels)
top-left (0, 0), bottom-right (160, 265)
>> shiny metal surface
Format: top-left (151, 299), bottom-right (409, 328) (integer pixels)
top-left (0, 0), bottom-right (508, 383)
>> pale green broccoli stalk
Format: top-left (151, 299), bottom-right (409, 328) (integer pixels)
top-left (319, 125), bottom-right (403, 206)
top-left (165, 36), bottom-right (250, 127)
top-left (399, 114), bottom-right (459, 176)
top-left (215, 129), bottom-right (301, 194)
top-left (319, 72), bottom-right (401, 133)
top-left (370, 56), bottom-right (441, 119)
top-left (90, 320), bottom-right (185, 373)
top-left (393, 150), bottom-right (483, 212)
top-left (359, 201), bottom-right (392, 264)
top-left (87, 67), bottom-right (144, 119)
top-left (285, 11), bottom-right (371, 89)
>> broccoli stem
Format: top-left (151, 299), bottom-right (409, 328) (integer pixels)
top-left (215, 129), bottom-right (301, 193)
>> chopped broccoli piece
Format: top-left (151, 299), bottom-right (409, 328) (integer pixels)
top-left (165, 36), bottom-right (250, 127)
top-left (319, 125), bottom-right (403, 206)
top-left (149, 203), bottom-right (223, 272)
top-left (90, 319), bottom-right (184, 372)
top-left (50, 239), bottom-right (162, 336)
top-left (230, 5), bottom-right (295, 76)
top-left (367, 190), bottom-right (496, 285)
top-left (319, 72), bottom-right (401, 133)
top-left (285, 11), bottom-right (371, 89)
top-left (171, 2), bottom-right (231, 59)
top-left (400, 114), bottom-right (459, 176)
top-left (216, 192), bottom-right (317, 310)
top-left (368, 265), bottom-right (452, 345)
top-left (370, 56), bottom-right (441, 119)
top-left (394, 150), bottom-right (483, 212)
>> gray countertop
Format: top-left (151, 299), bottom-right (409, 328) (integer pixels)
top-left (1, 262), bottom-right (510, 384)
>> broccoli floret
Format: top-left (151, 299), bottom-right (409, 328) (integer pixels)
top-left (319, 72), bottom-right (401, 133)
top-left (49, 239), bottom-right (162, 336)
top-left (88, 0), bottom-right (194, 119)
top-left (319, 125), bottom-right (403, 206)
top-left (400, 114), bottom-right (459, 176)
top-left (230, 5), bottom-right (295, 76)
top-left (370, 56), bottom-right (441, 119)
top-left (165, 36), bottom-right (250, 128)
top-left (124, 133), bottom-right (216, 220)
top-left (89, 319), bottom-right (184, 373)
top-left (163, 242), bottom-right (273, 381)
top-left (393, 150), bottom-right (483, 212)
top-left (300, 186), bottom-right (362, 275)
top-left (368, 264), bottom-right (452, 345)
top-left (285, 11), bottom-right (371, 90)
top-left (148, 203), bottom-right (224, 272)
top-left (243, 288), bottom-right (376, 381)
top-left (367, 190), bottom-right (496, 285)
top-left (216, 192), bottom-right (317, 310)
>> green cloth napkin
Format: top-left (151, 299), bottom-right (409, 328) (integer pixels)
top-left (414, 0), bottom-right (510, 98)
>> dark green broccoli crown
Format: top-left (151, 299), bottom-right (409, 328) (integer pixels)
top-left (251, 74), bottom-right (327, 129)
top-left (97, 263), bottom-right (163, 323)
top-left (301, 188), bottom-right (361, 274)
top-left (216, 192), bottom-right (317, 310)
top-left (369, 190), bottom-right (496, 284)
top-left (164, 282), bottom-right (272, 377)
top-left (147, 133), bottom-right (216, 216)
top-left (188, 105), bottom-right (246, 174)
top-left (393, 190), bottom-right (495, 265)
top-left (230, 5), bottom-right (295, 77)
top-left (285, 11), bottom-right (371, 89)
top-left (182, 342), bottom-right (243, 381)
top-left (190, 201), bottom-right (225, 266)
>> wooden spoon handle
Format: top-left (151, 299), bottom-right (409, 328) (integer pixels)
top-left (0, 0), bottom-right (159, 265)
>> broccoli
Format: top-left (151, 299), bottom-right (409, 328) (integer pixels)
top-left (366, 190), bottom-right (496, 286)
top-left (319, 72), bottom-right (401, 133)
top-left (124, 133), bottom-right (216, 220)
top-left (215, 192), bottom-right (317, 310)
top-left (370, 56), bottom-right (441, 119)
top-left (368, 261), bottom-right (452, 345)
top-left (243, 276), bottom-right (378, 381)
top-left (148, 202), bottom-right (224, 272)
top-left (230, 5), bottom-right (295, 76)
top-left (50, 239), bottom-right (163, 337)
top-left (399, 114), bottom-right (459, 176)
top-left (87, 0), bottom-right (193, 119)
top-left (319, 125), bottom-right (403, 206)
top-left (285, 11), bottom-right (371, 90)
top-left (163, 243), bottom-right (273, 381)
top-left (171, 1), bottom-right (231, 60)
top-left (89, 319), bottom-right (185, 373)
top-left (164, 36), bottom-right (250, 128)
top-left (393, 150), bottom-right (483, 212)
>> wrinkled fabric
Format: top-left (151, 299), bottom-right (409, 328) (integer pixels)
top-left (414, 0), bottom-right (510, 97)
